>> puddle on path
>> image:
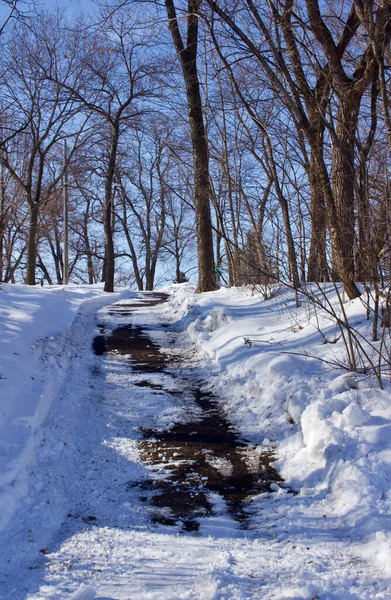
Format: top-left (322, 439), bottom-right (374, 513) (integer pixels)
top-left (93, 294), bottom-right (282, 532)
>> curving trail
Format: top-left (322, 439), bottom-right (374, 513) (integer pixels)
top-left (0, 293), bottom-right (385, 600)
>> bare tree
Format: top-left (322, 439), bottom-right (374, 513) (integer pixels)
top-left (204, 0), bottom-right (391, 298)
top-left (40, 7), bottom-right (156, 291)
top-left (0, 0), bottom-right (26, 36)
top-left (0, 16), bottom-right (82, 285)
top-left (0, 170), bottom-right (27, 282)
top-left (305, 0), bottom-right (391, 298)
top-left (116, 126), bottom-right (169, 290)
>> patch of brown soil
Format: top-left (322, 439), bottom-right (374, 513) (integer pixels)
top-left (93, 293), bottom-right (283, 532)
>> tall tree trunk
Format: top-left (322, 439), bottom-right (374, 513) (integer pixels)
top-left (186, 63), bottom-right (218, 292)
top-left (304, 0), bottom-right (391, 298)
top-left (307, 141), bottom-right (328, 282)
top-left (331, 98), bottom-right (360, 298)
top-left (104, 203), bottom-right (115, 292)
top-left (104, 126), bottom-right (119, 293)
top-left (165, 0), bottom-right (218, 293)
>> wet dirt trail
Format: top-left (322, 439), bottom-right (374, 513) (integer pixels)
top-left (94, 293), bottom-right (282, 534)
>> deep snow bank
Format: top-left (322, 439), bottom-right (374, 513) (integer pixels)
top-left (0, 284), bottom-right (128, 530)
top-left (160, 283), bottom-right (391, 576)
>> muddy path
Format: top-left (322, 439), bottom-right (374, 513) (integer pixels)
top-left (94, 293), bottom-right (282, 533)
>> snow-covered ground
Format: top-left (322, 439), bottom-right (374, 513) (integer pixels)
top-left (0, 285), bottom-right (131, 528)
top-left (0, 282), bottom-right (390, 599)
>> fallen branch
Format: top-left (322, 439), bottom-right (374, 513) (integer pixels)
top-left (243, 337), bottom-right (281, 346)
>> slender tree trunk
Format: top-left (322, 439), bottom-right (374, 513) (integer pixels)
top-left (210, 182), bottom-right (233, 285)
top-left (120, 200), bottom-right (144, 291)
top-left (175, 241), bottom-right (182, 283)
top-left (83, 211), bottom-right (95, 285)
top-left (26, 201), bottom-right (38, 285)
top-left (356, 80), bottom-right (378, 282)
top-left (50, 229), bottom-right (63, 284)
top-left (0, 169), bottom-right (4, 283)
top-left (145, 244), bottom-right (153, 290)
top-left (263, 136), bottom-right (300, 289)
top-left (254, 210), bottom-right (269, 282)
top-left (4, 243), bottom-right (26, 283)
top-left (356, 155), bottom-right (371, 281)
top-left (37, 254), bottom-right (53, 285)
top-left (0, 228), bottom-right (3, 283)
top-left (225, 244), bottom-right (235, 286)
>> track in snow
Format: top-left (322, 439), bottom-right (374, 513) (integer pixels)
top-left (93, 293), bottom-right (282, 533)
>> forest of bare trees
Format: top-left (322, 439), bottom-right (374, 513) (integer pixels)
top-left (0, 0), bottom-right (391, 297)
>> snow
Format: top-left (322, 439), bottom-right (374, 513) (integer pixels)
top-left (70, 584), bottom-right (96, 600)
top-left (159, 283), bottom-right (391, 582)
top-left (0, 284), bottom-right (129, 528)
top-left (0, 281), bottom-right (390, 599)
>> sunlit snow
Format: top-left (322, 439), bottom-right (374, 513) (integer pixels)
top-left (0, 282), bottom-right (390, 599)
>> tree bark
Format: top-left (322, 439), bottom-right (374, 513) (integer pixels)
top-left (331, 99), bottom-right (359, 287)
top-left (26, 202), bottom-right (39, 285)
top-left (103, 125), bottom-right (119, 293)
top-left (165, 0), bottom-right (218, 293)
top-left (82, 205), bottom-right (95, 285)
top-left (305, 0), bottom-right (391, 298)
top-left (306, 110), bottom-right (329, 282)
top-left (0, 173), bottom-right (4, 283)
top-left (119, 196), bottom-right (144, 291)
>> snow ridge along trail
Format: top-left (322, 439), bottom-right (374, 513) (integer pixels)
top-left (0, 292), bottom-right (388, 599)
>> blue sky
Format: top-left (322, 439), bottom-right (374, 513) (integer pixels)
top-left (0, 0), bottom-right (95, 24)
top-left (37, 0), bottom-right (95, 12)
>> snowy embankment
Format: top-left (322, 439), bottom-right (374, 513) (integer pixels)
top-left (159, 283), bottom-right (391, 577)
top-left (0, 281), bottom-right (390, 598)
top-left (0, 284), bottom-right (129, 530)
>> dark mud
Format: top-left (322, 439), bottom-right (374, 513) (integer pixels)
top-left (94, 294), bottom-right (282, 532)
